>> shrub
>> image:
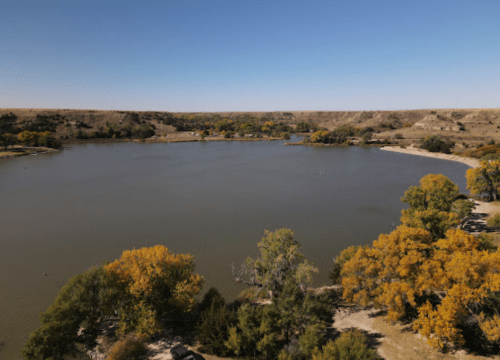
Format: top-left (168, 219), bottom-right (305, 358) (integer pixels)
top-left (312, 330), bottom-right (380, 360)
top-left (487, 214), bottom-right (500, 230)
top-left (360, 132), bottom-right (372, 145)
top-left (310, 130), bottom-right (333, 144)
top-left (476, 233), bottom-right (498, 253)
top-left (481, 153), bottom-right (500, 161)
top-left (394, 133), bottom-right (403, 139)
top-left (420, 135), bottom-right (454, 154)
top-left (107, 335), bottom-right (147, 360)
top-left (296, 122), bottom-right (311, 133)
top-left (196, 302), bottom-right (236, 356)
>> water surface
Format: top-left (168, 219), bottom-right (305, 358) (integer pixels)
top-left (0, 140), bottom-right (470, 358)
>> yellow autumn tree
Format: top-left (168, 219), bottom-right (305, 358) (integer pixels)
top-left (466, 160), bottom-right (500, 201)
top-left (105, 245), bottom-right (204, 336)
top-left (17, 130), bottom-right (40, 147)
top-left (341, 225), bottom-right (500, 349)
top-left (338, 174), bottom-right (500, 350)
top-left (310, 130), bottom-right (332, 144)
top-left (400, 174), bottom-right (460, 239)
top-left (341, 225), bottom-right (433, 321)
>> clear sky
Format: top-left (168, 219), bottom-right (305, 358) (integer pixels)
top-left (1, 0), bottom-right (499, 111)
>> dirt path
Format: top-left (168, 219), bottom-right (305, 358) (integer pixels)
top-left (333, 306), bottom-right (497, 360)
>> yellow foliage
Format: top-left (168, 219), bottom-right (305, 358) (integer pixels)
top-left (105, 245), bottom-right (203, 335)
top-left (466, 160), bottom-right (500, 201)
top-left (341, 225), bottom-right (500, 348)
top-left (479, 314), bottom-right (500, 342)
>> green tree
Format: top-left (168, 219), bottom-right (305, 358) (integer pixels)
top-left (295, 122), bottom-right (311, 133)
top-left (23, 266), bottom-right (117, 360)
top-left (196, 289), bottom-right (236, 356)
top-left (232, 228), bottom-right (318, 297)
top-left (420, 135), bottom-right (454, 154)
top-left (272, 281), bottom-right (333, 344)
top-left (37, 131), bottom-right (62, 149)
top-left (225, 303), bottom-right (281, 358)
top-left (0, 133), bottom-right (17, 149)
top-left (226, 281), bottom-right (334, 359)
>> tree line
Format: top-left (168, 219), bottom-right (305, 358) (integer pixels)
top-left (0, 113), bottom-right (62, 149)
top-left (303, 125), bottom-right (374, 145)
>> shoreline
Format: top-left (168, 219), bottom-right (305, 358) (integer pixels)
top-left (380, 144), bottom-right (480, 168)
top-left (0, 146), bottom-right (60, 159)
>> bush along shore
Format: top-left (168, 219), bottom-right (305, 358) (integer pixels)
top-left (22, 171), bottom-right (500, 359)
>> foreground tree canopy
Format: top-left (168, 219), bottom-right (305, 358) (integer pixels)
top-left (23, 246), bottom-right (203, 360)
top-left (198, 229), bottom-right (341, 360)
top-left (337, 174), bottom-right (500, 350)
top-left (105, 245), bottom-right (203, 335)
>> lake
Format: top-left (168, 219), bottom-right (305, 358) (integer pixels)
top-left (0, 139), bottom-right (470, 358)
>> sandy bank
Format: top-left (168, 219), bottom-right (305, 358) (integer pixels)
top-left (333, 305), bottom-right (492, 360)
top-left (380, 145), bottom-right (480, 168)
top-left (0, 146), bottom-right (60, 159)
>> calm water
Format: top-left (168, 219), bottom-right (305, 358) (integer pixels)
top-left (0, 140), bottom-right (470, 358)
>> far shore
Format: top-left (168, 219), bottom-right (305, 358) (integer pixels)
top-left (380, 144), bottom-right (480, 168)
top-left (0, 146), bottom-right (60, 159)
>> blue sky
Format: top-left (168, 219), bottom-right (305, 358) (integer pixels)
top-left (1, 0), bottom-right (499, 111)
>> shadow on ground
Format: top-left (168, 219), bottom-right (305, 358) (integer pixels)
top-left (463, 213), bottom-right (494, 233)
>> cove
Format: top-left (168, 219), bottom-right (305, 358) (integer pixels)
top-left (0, 140), bottom-right (470, 357)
